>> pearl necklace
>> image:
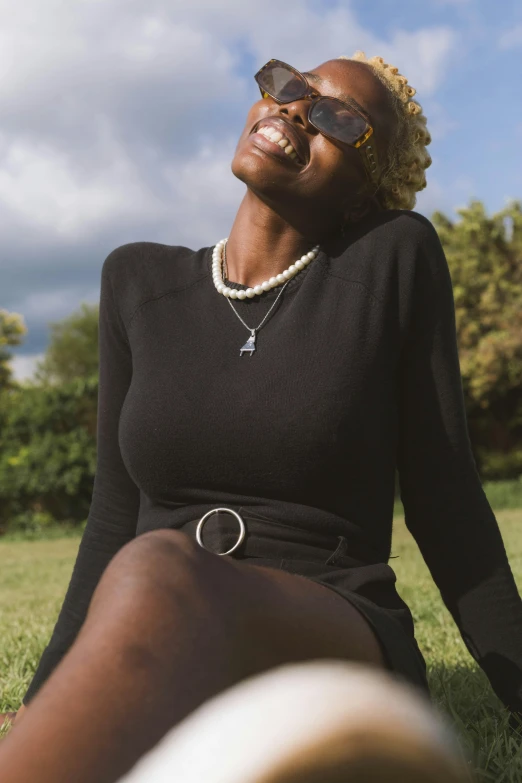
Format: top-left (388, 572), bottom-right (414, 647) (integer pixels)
top-left (211, 238), bottom-right (321, 299)
top-left (211, 237), bottom-right (321, 356)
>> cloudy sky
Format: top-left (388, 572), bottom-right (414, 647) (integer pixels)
top-left (3, 0), bottom-right (521, 381)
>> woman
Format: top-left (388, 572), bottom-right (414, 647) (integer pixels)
top-left (2, 51), bottom-right (522, 782)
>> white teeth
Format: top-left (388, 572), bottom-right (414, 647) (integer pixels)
top-left (257, 125), bottom-right (301, 163)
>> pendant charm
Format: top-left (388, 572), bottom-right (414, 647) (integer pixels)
top-left (240, 331), bottom-right (256, 356)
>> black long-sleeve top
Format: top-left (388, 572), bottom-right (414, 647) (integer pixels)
top-left (23, 209), bottom-right (522, 714)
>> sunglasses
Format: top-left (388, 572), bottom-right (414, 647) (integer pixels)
top-left (254, 59), bottom-right (380, 186)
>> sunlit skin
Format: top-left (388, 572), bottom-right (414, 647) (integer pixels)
top-left (226, 58), bottom-right (398, 288)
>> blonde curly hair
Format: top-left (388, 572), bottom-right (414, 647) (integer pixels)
top-left (338, 51), bottom-right (432, 210)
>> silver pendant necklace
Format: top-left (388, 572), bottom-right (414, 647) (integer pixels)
top-left (223, 242), bottom-right (291, 356)
top-left (212, 238), bottom-right (321, 356)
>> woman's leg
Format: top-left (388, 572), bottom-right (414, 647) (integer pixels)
top-left (0, 529), bottom-right (386, 783)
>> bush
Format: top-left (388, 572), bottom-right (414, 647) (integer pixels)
top-left (0, 376), bottom-right (98, 534)
top-left (475, 447), bottom-right (522, 482)
top-left (9, 510), bottom-right (56, 534)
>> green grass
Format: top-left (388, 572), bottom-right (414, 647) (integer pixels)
top-left (1, 510), bottom-right (522, 780)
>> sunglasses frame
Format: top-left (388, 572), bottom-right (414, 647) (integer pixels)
top-left (254, 59), bottom-right (380, 186)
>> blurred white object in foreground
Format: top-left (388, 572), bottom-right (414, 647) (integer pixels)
top-left (117, 660), bottom-right (474, 783)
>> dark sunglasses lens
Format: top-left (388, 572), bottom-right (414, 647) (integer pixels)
top-left (258, 63), bottom-right (305, 103)
top-left (310, 98), bottom-right (369, 144)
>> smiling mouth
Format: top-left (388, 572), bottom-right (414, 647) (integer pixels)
top-left (249, 124), bottom-right (306, 168)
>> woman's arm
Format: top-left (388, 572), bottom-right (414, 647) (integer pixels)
top-left (22, 247), bottom-right (140, 706)
top-left (396, 217), bottom-right (522, 715)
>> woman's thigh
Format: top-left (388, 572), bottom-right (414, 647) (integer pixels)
top-left (104, 529), bottom-right (387, 678)
top-left (213, 552), bottom-right (387, 676)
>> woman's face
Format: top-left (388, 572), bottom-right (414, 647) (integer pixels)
top-left (231, 58), bottom-right (396, 229)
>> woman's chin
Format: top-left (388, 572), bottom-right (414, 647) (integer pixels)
top-left (230, 147), bottom-right (297, 189)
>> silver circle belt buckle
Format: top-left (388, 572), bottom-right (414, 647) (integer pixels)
top-left (196, 507), bottom-right (246, 556)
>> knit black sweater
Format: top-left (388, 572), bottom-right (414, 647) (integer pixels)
top-left (23, 209), bottom-right (522, 714)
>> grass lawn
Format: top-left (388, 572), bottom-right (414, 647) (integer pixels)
top-left (1, 511), bottom-right (522, 780)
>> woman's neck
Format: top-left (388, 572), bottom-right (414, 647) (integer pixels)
top-left (223, 191), bottom-right (329, 288)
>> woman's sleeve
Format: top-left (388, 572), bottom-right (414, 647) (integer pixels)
top-left (23, 247), bottom-right (140, 705)
top-left (396, 219), bottom-right (522, 715)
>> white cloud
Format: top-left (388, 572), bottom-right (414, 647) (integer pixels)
top-left (380, 27), bottom-right (459, 95)
top-left (0, 0), bottom-right (463, 349)
top-left (8, 352), bottom-right (45, 383)
top-left (160, 137), bottom-right (246, 247)
top-left (10, 284), bottom-right (99, 321)
top-left (0, 0), bottom-right (458, 244)
top-left (498, 25), bottom-right (522, 50)
top-left (164, 0), bottom-right (456, 97)
top-left (0, 121), bottom-right (169, 240)
top-left (0, 0), bottom-right (458, 232)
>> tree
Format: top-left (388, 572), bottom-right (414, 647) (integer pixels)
top-left (432, 199), bottom-right (522, 478)
top-left (0, 376), bottom-right (98, 532)
top-left (0, 309), bottom-right (27, 391)
top-left (33, 302), bottom-right (99, 387)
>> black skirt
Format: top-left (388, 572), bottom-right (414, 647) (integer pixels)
top-left (180, 508), bottom-right (430, 702)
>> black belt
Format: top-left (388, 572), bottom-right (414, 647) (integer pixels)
top-left (179, 506), bottom-right (369, 568)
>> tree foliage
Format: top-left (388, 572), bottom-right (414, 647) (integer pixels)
top-left (32, 302), bottom-right (99, 387)
top-left (0, 377), bottom-right (98, 534)
top-left (432, 199), bottom-right (522, 478)
top-left (0, 309), bottom-right (27, 391)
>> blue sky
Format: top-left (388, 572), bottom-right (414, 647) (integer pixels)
top-left (3, 0), bottom-right (521, 381)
